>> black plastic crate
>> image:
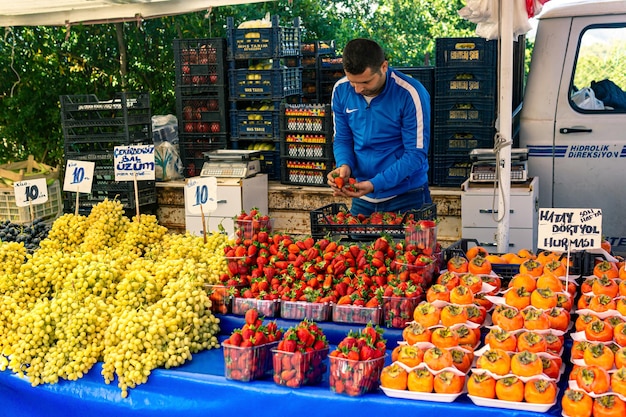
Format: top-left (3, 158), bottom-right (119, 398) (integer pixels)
top-left (281, 103), bottom-right (332, 133)
top-left (173, 38), bottom-right (227, 88)
top-left (436, 37), bottom-right (498, 68)
top-left (227, 16), bottom-right (301, 59)
top-left (177, 91), bottom-right (228, 134)
top-left (310, 202), bottom-right (437, 240)
top-left (280, 158), bottom-right (334, 187)
top-left (260, 150), bottom-right (281, 181)
top-left (281, 139), bottom-right (333, 160)
top-left (64, 186), bottom-right (157, 212)
top-left (230, 109), bottom-right (280, 140)
top-left (434, 97), bottom-right (496, 127)
top-left (301, 40), bottom-right (335, 56)
top-left (60, 92), bottom-right (151, 121)
top-left (433, 125), bottom-right (496, 154)
top-left (396, 66), bottom-right (435, 98)
top-left (435, 67), bottom-right (497, 98)
top-left (430, 154), bottom-right (472, 187)
top-left (229, 67), bottom-right (302, 99)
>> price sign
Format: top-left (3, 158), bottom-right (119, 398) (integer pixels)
top-left (114, 144), bottom-right (155, 181)
top-left (184, 176), bottom-right (218, 215)
top-left (13, 178), bottom-right (49, 207)
top-left (537, 208), bottom-right (602, 252)
top-left (63, 160), bottom-right (95, 193)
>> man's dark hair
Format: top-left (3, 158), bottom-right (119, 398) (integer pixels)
top-left (342, 39), bottom-right (386, 75)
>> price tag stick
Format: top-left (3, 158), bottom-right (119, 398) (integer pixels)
top-left (200, 205), bottom-right (207, 244)
top-left (133, 173), bottom-right (140, 219)
top-left (565, 241), bottom-right (571, 288)
top-left (29, 199), bottom-right (34, 224)
top-left (75, 190), bottom-right (80, 216)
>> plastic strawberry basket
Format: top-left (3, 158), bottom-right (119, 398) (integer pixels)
top-left (331, 304), bottom-right (381, 325)
top-left (309, 202), bottom-right (437, 240)
top-left (223, 341), bottom-right (278, 382)
top-left (272, 347), bottom-right (329, 388)
top-left (329, 355), bottom-right (385, 396)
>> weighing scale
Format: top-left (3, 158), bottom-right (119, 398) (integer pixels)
top-left (200, 149), bottom-right (262, 179)
top-left (469, 148), bottom-right (529, 183)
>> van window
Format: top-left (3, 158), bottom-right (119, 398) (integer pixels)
top-left (570, 26), bottom-right (626, 112)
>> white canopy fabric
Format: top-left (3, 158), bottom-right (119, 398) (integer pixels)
top-left (0, 0), bottom-right (273, 26)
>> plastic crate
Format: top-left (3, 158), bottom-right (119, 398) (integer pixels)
top-left (0, 179), bottom-right (63, 224)
top-left (227, 16), bottom-right (301, 59)
top-left (230, 109), bottom-right (280, 140)
top-left (301, 40), bottom-right (335, 56)
top-left (64, 184), bottom-right (157, 212)
top-left (178, 133), bottom-right (229, 177)
top-left (430, 155), bottom-right (472, 187)
top-left (435, 67), bottom-right (497, 98)
top-left (176, 90), bottom-right (228, 132)
top-left (434, 97), bottom-right (496, 126)
top-left (173, 38), bottom-right (227, 89)
top-left (281, 103), bottom-right (332, 133)
top-left (259, 150), bottom-right (281, 181)
top-left (280, 158), bottom-right (333, 187)
top-left (436, 37), bottom-right (498, 68)
top-left (310, 202), bottom-right (437, 240)
top-left (396, 66), bottom-right (435, 97)
top-left (281, 141), bottom-right (333, 159)
top-left (433, 125), bottom-right (496, 154)
top-left (229, 67), bottom-right (302, 99)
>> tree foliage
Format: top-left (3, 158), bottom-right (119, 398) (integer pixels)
top-left (0, 0), bottom-right (475, 167)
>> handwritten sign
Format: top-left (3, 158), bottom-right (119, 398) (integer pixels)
top-left (63, 160), bottom-right (95, 193)
top-left (13, 178), bottom-right (49, 207)
top-left (537, 208), bottom-right (602, 251)
top-left (184, 176), bottom-right (218, 215)
top-left (114, 144), bottom-right (155, 181)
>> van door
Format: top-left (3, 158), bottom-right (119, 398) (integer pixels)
top-left (535, 16), bottom-right (626, 254)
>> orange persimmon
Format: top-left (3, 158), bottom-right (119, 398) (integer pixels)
top-left (571, 340), bottom-right (592, 361)
top-left (517, 248), bottom-right (536, 260)
top-left (576, 365), bottom-right (611, 394)
top-left (413, 301), bottom-right (441, 328)
top-left (605, 315), bottom-right (625, 332)
top-left (407, 367), bottom-right (434, 393)
top-left (593, 260), bottom-right (619, 279)
top-left (541, 357), bottom-right (561, 379)
top-left (437, 271), bottom-right (460, 290)
top-left (481, 274), bottom-right (501, 295)
top-left (620, 267), bottom-right (626, 283)
top-left (516, 331), bottom-right (547, 354)
top-left (449, 285), bottom-right (474, 305)
top-left (522, 308), bottom-right (551, 331)
top-left (575, 314), bottom-right (598, 333)
top-left (431, 326), bottom-right (459, 349)
top-left (614, 322), bottom-right (626, 347)
top-left (544, 332), bottom-right (564, 354)
top-left (485, 254), bottom-right (506, 264)
top-left (530, 288), bottom-right (559, 309)
top-left (611, 367), bottom-right (626, 397)
top-left (450, 348), bottom-right (472, 373)
top-left (485, 328), bottom-right (517, 352)
top-left (504, 287), bottom-right (531, 310)
top-left (468, 255), bottom-right (492, 275)
top-left (583, 342), bottom-right (615, 371)
top-left (391, 345), bottom-right (402, 362)
top-left (546, 307), bottom-right (571, 332)
top-left (543, 259), bottom-right (567, 277)
top-left (561, 388), bottom-right (593, 417)
top-left (396, 344), bottom-right (424, 368)
top-left (495, 376), bottom-right (524, 402)
top-left (473, 292), bottom-right (494, 311)
top-left (492, 305), bottom-right (524, 331)
top-left (477, 348), bottom-right (511, 376)
top-left (465, 304), bottom-right (487, 326)
top-left (466, 245), bottom-right (489, 260)
top-left (426, 284), bottom-right (450, 303)
top-left (423, 346), bottom-right (453, 371)
top-left (577, 294), bottom-right (592, 310)
top-left (556, 292), bottom-right (574, 311)
top-left (616, 347), bottom-right (626, 369)
top-left (402, 322), bottom-right (432, 345)
top-left (459, 273), bottom-right (483, 294)
top-left (592, 276), bottom-right (619, 298)
top-left (501, 252), bottom-right (524, 265)
top-left (467, 372), bottom-right (496, 399)
top-left (447, 255), bottom-right (469, 274)
top-left (536, 273), bottom-right (565, 292)
top-left (584, 319), bottom-right (614, 342)
top-left (524, 379), bottom-right (557, 404)
top-left (440, 304), bottom-right (468, 327)
top-left (616, 297), bottom-right (626, 317)
top-left (508, 273), bottom-right (537, 292)
top-left (519, 259), bottom-right (544, 277)
top-left (535, 250), bottom-right (558, 266)
top-left (454, 323), bottom-right (478, 348)
top-left (380, 363), bottom-right (408, 390)
top-left (592, 394), bottom-right (626, 417)
top-left (510, 350), bottom-right (543, 377)
top-left (433, 370), bottom-right (465, 394)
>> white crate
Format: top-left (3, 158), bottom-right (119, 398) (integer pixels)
top-left (0, 179), bottom-right (63, 224)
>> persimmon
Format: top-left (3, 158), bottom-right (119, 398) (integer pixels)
top-left (466, 245), bottom-right (488, 260)
top-left (601, 239), bottom-right (612, 253)
top-left (546, 307), bottom-right (570, 332)
top-left (430, 326), bottom-right (459, 349)
top-left (570, 364), bottom-right (584, 381)
top-left (492, 305), bottom-right (524, 331)
top-left (481, 274), bottom-right (501, 295)
top-left (450, 348), bottom-right (472, 373)
top-left (433, 370), bottom-right (465, 394)
top-left (437, 271), bottom-right (460, 290)
top-left (616, 347), bottom-right (626, 369)
top-left (495, 376), bottom-right (524, 402)
top-left (536, 273), bottom-right (565, 292)
top-left (615, 322), bottom-right (626, 347)
top-left (535, 250), bottom-right (558, 266)
top-left (504, 287), bottom-right (531, 310)
top-left (592, 394), bottom-right (626, 417)
top-left (454, 324), bottom-right (478, 348)
top-left (571, 340), bottom-right (592, 361)
top-left (516, 331), bottom-right (547, 354)
top-left (396, 344), bottom-right (424, 368)
top-left (449, 285), bottom-right (474, 305)
top-left (465, 304), bottom-right (487, 326)
top-left (544, 332), bottom-right (564, 354)
top-left (530, 288), bottom-right (558, 309)
top-left (508, 273), bottom-right (537, 292)
top-left (561, 389), bottom-right (593, 417)
top-left (468, 255), bottom-right (492, 275)
top-left (440, 304), bottom-right (468, 327)
top-left (543, 259), bottom-right (567, 277)
top-left (426, 284), bottom-right (450, 303)
top-left (524, 379), bottom-right (557, 404)
top-left (467, 372), bottom-right (496, 399)
top-left (510, 350), bottom-right (543, 377)
top-left (522, 308), bottom-right (551, 331)
top-left (446, 255), bottom-right (469, 274)
top-left (583, 342), bottom-right (615, 371)
top-left (575, 365), bottom-right (610, 394)
top-left (423, 346), bottom-right (453, 371)
top-left (391, 345), bottom-right (402, 362)
top-left (519, 259), bottom-right (543, 277)
top-left (541, 357), bottom-right (561, 379)
top-left (593, 260), bottom-right (619, 279)
top-left (604, 315), bottom-right (625, 330)
top-left (611, 367), bottom-right (626, 397)
top-left (501, 252), bottom-right (524, 265)
top-left (380, 363), bottom-right (408, 390)
top-left (581, 277), bottom-right (596, 294)
top-left (459, 273), bottom-right (483, 294)
top-left (402, 322), bottom-right (432, 345)
top-left (620, 266), bottom-right (626, 282)
top-left (556, 292), bottom-right (574, 311)
top-left (407, 367), bottom-right (434, 393)
top-left (577, 294), bottom-right (592, 310)
top-left (517, 248), bottom-right (536, 260)
top-left (477, 348), bottom-right (511, 376)
top-left (584, 319), bottom-right (614, 342)
top-left (592, 276), bottom-right (619, 298)
top-left (616, 297), bottom-right (626, 317)
top-left (473, 292), bottom-right (494, 310)
top-left (485, 254), bottom-right (506, 264)
top-left (413, 301), bottom-right (441, 328)
top-left (485, 328), bottom-right (517, 352)
top-left (575, 314), bottom-right (597, 332)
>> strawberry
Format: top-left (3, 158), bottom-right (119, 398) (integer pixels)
top-left (245, 308), bottom-right (259, 326)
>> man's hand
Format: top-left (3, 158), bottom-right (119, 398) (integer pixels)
top-left (341, 180), bottom-right (374, 197)
top-left (327, 165), bottom-right (351, 195)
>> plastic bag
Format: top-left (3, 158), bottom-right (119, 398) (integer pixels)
top-left (155, 141), bottom-right (184, 181)
top-left (571, 87), bottom-right (605, 110)
top-left (459, 0), bottom-right (532, 40)
top-left (152, 114), bottom-right (179, 145)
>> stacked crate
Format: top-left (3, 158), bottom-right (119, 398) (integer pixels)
top-left (317, 54), bottom-right (344, 104)
top-left (60, 92), bottom-right (156, 214)
top-left (300, 41), bottom-right (339, 104)
top-left (226, 16), bottom-right (302, 180)
top-left (174, 38), bottom-right (229, 177)
top-left (280, 103), bottom-right (334, 187)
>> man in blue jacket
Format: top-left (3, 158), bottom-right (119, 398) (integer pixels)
top-left (327, 38), bottom-right (432, 216)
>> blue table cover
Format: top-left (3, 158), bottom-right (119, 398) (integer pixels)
top-left (0, 314), bottom-right (565, 417)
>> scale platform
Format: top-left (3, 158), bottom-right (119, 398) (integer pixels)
top-left (469, 148), bottom-right (529, 183)
top-left (200, 150), bottom-right (261, 178)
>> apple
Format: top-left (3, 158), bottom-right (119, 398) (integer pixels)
top-left (195, 106), bottom-right (208, 120)
top-left (210, 122), bottom-right (221, 133)
top-left (184, 122), bottom-right (196, 133)
top-left (197, 122), bottom-right (210, 133)
top-left (183, 105), bottom-right (194, 120)
top-left (209, 73), bottom-right (218, 84)
top-left (207, 99), bottom-right (219, 111)
top-left (181, 65), bottom-right (191, 74)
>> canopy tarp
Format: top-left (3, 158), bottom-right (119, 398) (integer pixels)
top-left (0, 0), bottom-right (273, 26)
